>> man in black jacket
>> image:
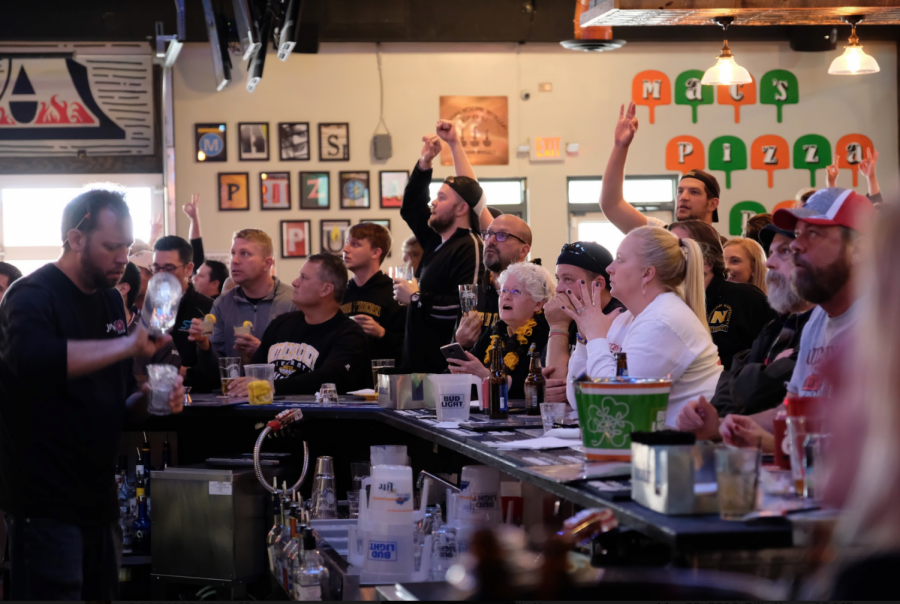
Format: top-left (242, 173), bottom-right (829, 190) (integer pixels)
top-left (342, 222), bottom-right (405, 362)
top-left (394, 124), bottom-right (488, 373)
top-left (676, 223), bottom-right (815, 437)
top-left (149, 236), bottom-right (216, 391)
top-left (229, 254), bottom-right (371, 395)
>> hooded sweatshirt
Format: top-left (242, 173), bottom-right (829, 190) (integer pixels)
top-left (341, 271), bottom-right (406, 362)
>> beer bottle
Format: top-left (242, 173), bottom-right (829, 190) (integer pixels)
top-left (523, 343), bottom-right (545, 416)
top-left (614, 352), bottom-right (629, 378)
top-left (487, 338), bottom-right (508, 420)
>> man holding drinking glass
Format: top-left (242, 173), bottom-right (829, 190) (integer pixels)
top-left (0, 189), bottom-right (184, 600)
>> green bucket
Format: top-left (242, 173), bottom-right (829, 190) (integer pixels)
top-left (574, 377), bottom-right (672, 460)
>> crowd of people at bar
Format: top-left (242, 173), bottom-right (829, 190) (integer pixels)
top-left (0, 105), bottom-right (894, 599)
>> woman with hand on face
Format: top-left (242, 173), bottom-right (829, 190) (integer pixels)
top-left (447, 262), bottom-right (554, 398)
top-left (564, 227), bottom-right (722, 426)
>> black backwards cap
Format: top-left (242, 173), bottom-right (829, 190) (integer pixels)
top-left (444, 175), bottom-right (484, 232)
top-left (557, 241), bottom-right (614, 286)
top-left (681, 169), bottom-right (721, 223)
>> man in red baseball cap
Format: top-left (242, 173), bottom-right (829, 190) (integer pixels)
top-left (701, 188), bottom-right (874, 450)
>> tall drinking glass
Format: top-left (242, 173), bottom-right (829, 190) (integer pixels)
top-left (459, 284), bottom-right (478, 315)
top-left (147, 364), bottom-right (178, 416)
top-left (371, 359), bottom-right (395, 389)
top-left (218, 357), bottom-right (242, 397)
top-left (715, 446), bottom-right (761, 520)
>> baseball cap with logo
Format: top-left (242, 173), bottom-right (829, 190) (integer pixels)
top-left (128, 249), bottom-right (153, 271)
top-left (773, 187), bottom-right (875, 233)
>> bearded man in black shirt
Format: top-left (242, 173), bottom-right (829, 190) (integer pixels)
top-left (0, 189), bottom-right (185, 600)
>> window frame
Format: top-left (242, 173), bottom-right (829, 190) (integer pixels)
top-left (566, 174), bottom-right (677, 216)
top-left (429, 176), bottom-right (528, 222)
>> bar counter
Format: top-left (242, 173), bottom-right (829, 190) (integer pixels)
top-left (141, 393), bottom-right (796, 556)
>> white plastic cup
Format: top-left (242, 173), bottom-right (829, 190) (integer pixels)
top-left (368, 464), bottom-right (414, 524)
top-left (428, 374), bottom-right (480, 423)
top-left (362, 522), bottom-right (416, 580)
top-left (459, 465), bottom-right (501, 524)
top-left (147, 364), bottom-right (178, 416)
top-left (370, 445), bottom-right (408, 466)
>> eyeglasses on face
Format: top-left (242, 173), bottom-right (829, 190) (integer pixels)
top-left (499, 287), bottom-right (525, 297)
top-left (150, 264), bottom-right (185, 275)
top-left (482, 230), bottom-right (527, 244)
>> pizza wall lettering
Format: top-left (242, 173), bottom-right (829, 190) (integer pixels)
top-left (0, 53), bottom-right (155, 157)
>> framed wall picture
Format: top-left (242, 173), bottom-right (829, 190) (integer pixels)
top-left (320, 220), bottom-right (350, 255)
top-left (379, 170), bottom-right (408, 208)
top-left (281, 220), bottom-right (312, 258)
top-left (218, 173), bottom-right (250, 211)
top-left (238, 122), bottom-right (269, 161)
top-left (299, 172), bottom-right (330, 210)
top-left (260, 171), bottom-right (291, 210)
top-left (339, 171), bottom-right (370, 209)
top-left (195, 123), bottom-right (227, 162)
top-left (278, 122), bottom-right (310, 161)
top-left (359, 219), bottom-right (391, 231)
top-left (318, 123), bottom-right (349, 161)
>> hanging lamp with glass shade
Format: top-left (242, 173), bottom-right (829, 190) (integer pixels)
top-left (829, 16), bottom-right (880, 75)
top-left (701, 16), bottom-right (753, 87)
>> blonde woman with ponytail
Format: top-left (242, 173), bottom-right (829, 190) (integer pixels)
top-left (563, 226), bottom-right (722, 425)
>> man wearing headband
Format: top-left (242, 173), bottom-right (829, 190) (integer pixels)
top-left (542, 241), bottom-right (625, 402)
top-left (394, 120), bottom-right (491, 373)
top-left (599, 102), bottom-right (720, 234)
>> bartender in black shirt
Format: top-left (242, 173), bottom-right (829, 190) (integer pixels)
top-left (0, 190), bottom-right (185, 600)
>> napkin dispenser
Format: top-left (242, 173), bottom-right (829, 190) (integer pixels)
top-left (630, 433), bottom-right (719, 515)
top-left (377, 369), bottom-right (435, 410)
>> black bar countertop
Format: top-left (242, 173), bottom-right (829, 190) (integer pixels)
top-left (158, 394), bottom-right (794, 553)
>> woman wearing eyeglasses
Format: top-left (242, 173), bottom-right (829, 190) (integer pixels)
top-left (564, 227), bottom-right (722, 426)
top-left (448, 262), bottom-right (554, 398)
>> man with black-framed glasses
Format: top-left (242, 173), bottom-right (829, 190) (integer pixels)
top-left (455, 214), bottom-right (532, 349)
top-left (148, 236), bottom-right (215, 391)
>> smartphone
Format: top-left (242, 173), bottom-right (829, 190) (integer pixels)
top-left (440, 342), bottom-right (470, 363)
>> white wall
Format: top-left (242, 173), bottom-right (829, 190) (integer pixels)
top-left (172, 41), bottom-right (897, 276)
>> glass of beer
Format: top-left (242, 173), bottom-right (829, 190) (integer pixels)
top-left (371, 359), bottom-right (395, 388)
top-left (218, 357), bottom-right (242, 397)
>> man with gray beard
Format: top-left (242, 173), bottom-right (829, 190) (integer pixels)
top-left (676, 223), bottom-right (815, 436)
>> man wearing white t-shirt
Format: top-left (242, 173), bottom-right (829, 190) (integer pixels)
top-left (717, 188), bottom-right (875, 449)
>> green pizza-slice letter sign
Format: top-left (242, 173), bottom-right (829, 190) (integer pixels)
top-left (760, 70), bottom-right (799, 124)
top-left (708, 135), bottom-right (747, 190)
top-left (674, 70), bottom-right (714, 124)
top-left (793, 134), bottom-right (831, 187)
top-left (729, 200), bottom-right (767, 237)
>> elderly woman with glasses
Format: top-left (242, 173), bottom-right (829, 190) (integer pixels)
top-left (448, 262), bottom-right (555, 398)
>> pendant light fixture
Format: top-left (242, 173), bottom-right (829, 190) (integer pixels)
top-left (829, 16), bottom-right (880, 75)
top-left (701, 16), bottom-right (752, 87)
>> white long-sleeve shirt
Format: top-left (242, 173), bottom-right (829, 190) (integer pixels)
top-left (567, 292), bottom-right (723, 426)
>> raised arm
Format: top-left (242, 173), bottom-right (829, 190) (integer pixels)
top-left (860, 147), bottom-right (881, 201)
top-left (436, 119), bottom-right (492, 231)
top-left (601, 103), bottom-right (649, 234)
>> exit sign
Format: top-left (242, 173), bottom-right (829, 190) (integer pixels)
top-left (531, 137), bottom-right (563, 162)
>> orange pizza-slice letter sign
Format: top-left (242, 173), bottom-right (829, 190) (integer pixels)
top-left (632, 70), bottom-right (671, 125)
top-left (665, 135), bottom-right (705, 174)
top-left (750, 135), bottom-right (789, 188)
top-left (717, 74), bottom-right (757, 124)
top-left (836, 134), bottom-right (874, 188)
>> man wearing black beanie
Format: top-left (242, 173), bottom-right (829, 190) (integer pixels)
top-left (394, 121), bottom-right (490, 373)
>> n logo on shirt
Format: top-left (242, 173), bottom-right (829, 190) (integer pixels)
top-left (708, 304), bottom-right (733, 333)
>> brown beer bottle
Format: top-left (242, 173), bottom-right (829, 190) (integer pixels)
top-left (487, 338), bottom-right (508, 420)
top-left (614, 352), bottom-right (629, 378)
top-left (523, 343), bottom-right (545, 416)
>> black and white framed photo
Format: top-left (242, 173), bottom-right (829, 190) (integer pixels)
top-left (238, 122), bottom-right (269, 161)
top-left (339, 171), bottom-right (370, 209)
top-left (260, 172), bottom-right (291, 210)
top-left (278, 122), bottom-right (310, 161)
top-left (320, 220), bottom-right (351, 255)
top-left (318, 123), bottom-right (349, 161)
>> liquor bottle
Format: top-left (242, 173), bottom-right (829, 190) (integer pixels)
top-left (281, 498), bottom-right (300, 593)
top-left (294, 526), bottom-right (329, 601)
top-left (116, 455), bottom-right (133, 553)
top-left (487, 338), bottom-right (508, 420)
top-left (135, 461), bottom-right (147, 501)
top-left (162, 433), bottom-right (171, 469)
top-left (614, 352), bottom-right (628, 378)
top-left (265, 480), bottom-right (284, 576)
top-left (131, 493), bottom-right (151, 554)
top-left (523, 343), bottom-right (546, 416)
top-left (273, 483), bottom-right (293, 590)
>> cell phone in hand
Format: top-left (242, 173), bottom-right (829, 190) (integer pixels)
top-left (440, 342), bottom-right (470, 363)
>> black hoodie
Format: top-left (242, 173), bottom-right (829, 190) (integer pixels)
top-left (341, 271), bottom-right (406, 362)
top-left (401, 163), bottom-right (485, 373)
